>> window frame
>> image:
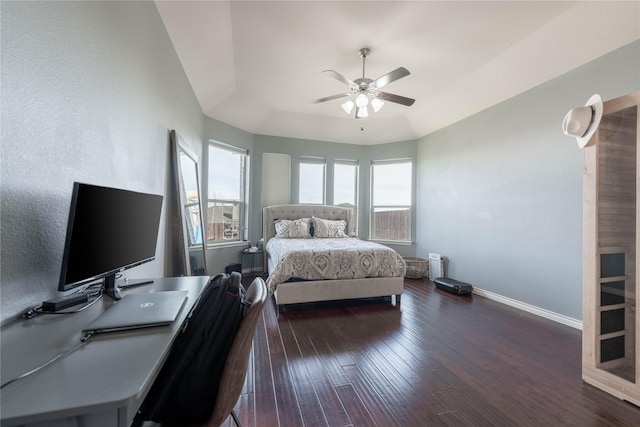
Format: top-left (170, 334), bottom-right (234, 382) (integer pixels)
top-left (334, 159), bottom-right (359, 233)
top-left (369, 158), bottom-right (412, 244)
top-left (207, 141), bottom-right (248, 246)
top-left (298, 156), bottom-right (326, 204)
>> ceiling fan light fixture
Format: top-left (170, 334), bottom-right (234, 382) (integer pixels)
top-left (371, 97), bottom-right (384, 113)
top-left (314, 48), bottom-right (414, 121)
top-left (355, 92), bottom-right (369, 108)
top-left (341, 100), bottom-right (354, 114)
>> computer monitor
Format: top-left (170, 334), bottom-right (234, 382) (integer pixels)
top-left (58, 182), bottom-right (163, 300)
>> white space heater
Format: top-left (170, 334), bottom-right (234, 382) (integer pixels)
top-left (428, 253), bottom-right (445, 280)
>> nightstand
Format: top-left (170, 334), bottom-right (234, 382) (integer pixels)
top-left (241, 248), bottom-right (264, 276)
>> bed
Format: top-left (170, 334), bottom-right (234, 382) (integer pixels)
top-left (262, 204), bottom-right (406, 308)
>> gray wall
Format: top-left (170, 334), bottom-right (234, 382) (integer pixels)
top-left (1, 1), bottom-right (204, 322)
top-left (416, 40), bottom-right (640, 321)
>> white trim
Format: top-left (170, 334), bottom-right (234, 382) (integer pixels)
top-left (208, 139), bottom-right (248, 155)
top-left (335, 158), bottom-right (359, 165)
top-left (371, 158), bottom-right (412, 166)
top-left (472, 287), bottom-right (583, 330)
top-left (206, 241), bottom-right (247, 249)
top-left (299, 156), bottom-right (326, 164)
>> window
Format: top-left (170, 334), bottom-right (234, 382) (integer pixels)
top-left (334, 160), bottom-right (358, 232)
top-left (299, 157), bottom-right (325, 204)
top-left (207, 142), bottom-right (247, 244)
top-left (370, 159), bottom-right (412, 242)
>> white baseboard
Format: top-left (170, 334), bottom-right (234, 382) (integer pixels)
top-left (472, 287), bottom-right (582, 330)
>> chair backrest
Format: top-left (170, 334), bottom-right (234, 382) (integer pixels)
top-left (206, 276), bottom-right (268, 426)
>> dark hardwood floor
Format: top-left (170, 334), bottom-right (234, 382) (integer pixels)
top-left (226, 278), bottom-right (640, 426)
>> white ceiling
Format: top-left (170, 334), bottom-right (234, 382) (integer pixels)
top-left (156, 1), bottom-right (640, 145)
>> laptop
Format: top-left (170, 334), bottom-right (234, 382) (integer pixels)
top-left (83, 290), bottom-right (189, 334)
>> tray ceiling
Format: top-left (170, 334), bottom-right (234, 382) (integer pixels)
top-left (156, 1), bottom-right (640, 145)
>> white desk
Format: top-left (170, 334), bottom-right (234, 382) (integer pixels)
top-left (0, 276), bottom-right (211, 427)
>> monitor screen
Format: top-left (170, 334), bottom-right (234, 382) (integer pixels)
top-left (59, 182), bottom-right (163, 299)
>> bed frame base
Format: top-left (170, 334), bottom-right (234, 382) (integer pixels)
top-left (263, 204), bottom-right (405, 310)
top-left (273, 276), bottom-right (404, 306)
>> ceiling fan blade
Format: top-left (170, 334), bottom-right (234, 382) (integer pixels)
top-left (312, 93), bottom-right (350, 104)
top-left (377, 91), bottom-right (415, 106)
top-left (372, 67), bottom-right (410, 90)
top-left (323, 70), bottom-right (357, 88)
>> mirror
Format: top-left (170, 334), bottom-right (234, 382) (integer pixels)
top-left (168, 129), bottom-right (207, 276)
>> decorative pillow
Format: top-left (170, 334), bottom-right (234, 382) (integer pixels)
top-left (274, 218), bottom-right (312, 238)
top-left (312, 217), bottom-right (348, 238)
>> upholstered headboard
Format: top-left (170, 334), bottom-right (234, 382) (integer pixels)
top-left (262, 204), bottom-right (356, 266)
top-left (263, 204), bottom-right (355, 242)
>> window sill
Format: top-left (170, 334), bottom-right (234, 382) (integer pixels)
top-left (368, 239), bottom-right (414, 246)
top-left (206, 241), bottom-right (249, 250)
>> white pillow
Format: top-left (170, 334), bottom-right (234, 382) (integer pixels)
top-left (274, 218), bottom-right (312, 238)
top-left (312, 217), bottom-right (347, 238)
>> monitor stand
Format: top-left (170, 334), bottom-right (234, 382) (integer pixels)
top-left (103, 274), bottom-right (122, 300)
top-left (120, 279), bottom-right (155, 289)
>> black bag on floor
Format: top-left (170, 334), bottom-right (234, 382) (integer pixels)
top-left (434, 277), bottom-right (473, 295)
top-left (136, 272), bottom-right (247, 425)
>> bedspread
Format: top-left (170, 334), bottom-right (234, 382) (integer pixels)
top-left (265, 237), bottom-right (406, 294)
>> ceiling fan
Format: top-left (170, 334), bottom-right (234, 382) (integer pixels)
top-left (313, 48), bottom-right (415, 119)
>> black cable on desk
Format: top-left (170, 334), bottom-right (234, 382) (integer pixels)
top-left (0, 331), bottom-right (95, 390)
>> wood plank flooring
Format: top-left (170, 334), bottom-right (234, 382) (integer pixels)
top-left (225, 278), bottom-right (640, 426)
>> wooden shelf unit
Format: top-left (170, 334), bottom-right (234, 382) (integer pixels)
top-left (583, 91), bottom-right (640, 405)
